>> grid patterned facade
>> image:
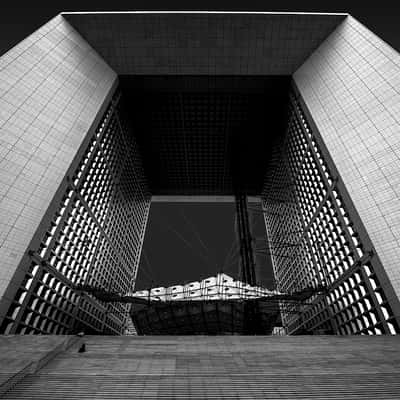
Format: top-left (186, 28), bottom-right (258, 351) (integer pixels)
top-left (262, 90), bottom-right (400, 335)
top-left (0, 14), bottom-right (116, 325)
top-left (64, 12), bottom-right (345, 75)
top-left (1, 12), bottom-right (400, 337)
top-left (0, 91), bottom-right (150, 335)
top-left (122, 76), bottom-right (289, 196)
top-left (294, 16), bottom-right (400, 320)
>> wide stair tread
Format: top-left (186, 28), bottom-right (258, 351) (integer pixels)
top-left (2, 336), bottom-right (400, 399)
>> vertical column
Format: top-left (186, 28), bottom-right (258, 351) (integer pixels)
top-left (235, 194), bottom-right (257, 286)
top-left (0, 15), bottom-right (117, 332)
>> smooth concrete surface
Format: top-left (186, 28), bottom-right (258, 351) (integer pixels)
top-left (1, 335), bottom-right (400, 399)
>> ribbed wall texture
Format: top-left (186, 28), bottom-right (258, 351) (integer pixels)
top-left (0, 15), bottom-right (116, 304)
top-left (294, 16), bottom-right (400, 314)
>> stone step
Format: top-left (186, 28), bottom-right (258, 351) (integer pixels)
top-left (2, 335), bottom-right (400, 399)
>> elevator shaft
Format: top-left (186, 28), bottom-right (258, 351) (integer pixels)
top-left (235, 194), bottom-right (257, 286)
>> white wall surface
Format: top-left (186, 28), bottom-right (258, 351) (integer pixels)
top-left (0, 15), bottom-right (116, 301)
top-left (294, 16), bottom-right (400, 301)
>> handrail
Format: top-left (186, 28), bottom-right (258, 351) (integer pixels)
top-left (35, 335), bottom-right (80, 371)
top-left (0, 361), bottom-right (35, 397)
top-left (0, 335), bottom-right (80, 397)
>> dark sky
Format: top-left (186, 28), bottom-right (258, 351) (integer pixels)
top-left (137, 202), bottom-right (273, 290)
top-left (1, 2), bottom-right (398, 291)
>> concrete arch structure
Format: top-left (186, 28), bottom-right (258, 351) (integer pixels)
top-left (0, 12), bottom-right (399, 335)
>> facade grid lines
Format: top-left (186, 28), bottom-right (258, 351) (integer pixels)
top-left (263, 91), bottom-right (399, 335)
top-left (0, 91), bottom-right (150, 335)
top-left (1, 12), bottom-right (400, 336)
top-left (294, 16), bottom-right (400, 319)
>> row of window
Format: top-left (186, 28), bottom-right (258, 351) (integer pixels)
top-left (0, 91), bottom-right (150, 335)
top-left (263, 91), bottom-right (399, 335)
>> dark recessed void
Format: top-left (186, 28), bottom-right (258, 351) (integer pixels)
top-left (119, 75), bottom-right (291, 195)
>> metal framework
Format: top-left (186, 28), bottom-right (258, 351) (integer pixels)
top-left (262, 90), bottom-right (400, 335)
top-left (0, 91), bottom-right (151, 335)
top-left (76, 283), bottom-right (325, 335)
top-left (235, 195), bottom-right (257, 286)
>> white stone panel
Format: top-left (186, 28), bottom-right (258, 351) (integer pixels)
top-left (0, 15), bottom-right (116, 300)
top-left (294, 16), bottom-right (400, 299)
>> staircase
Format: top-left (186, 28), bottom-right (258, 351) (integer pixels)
top-left (1, 335), bottom-right (400, 399)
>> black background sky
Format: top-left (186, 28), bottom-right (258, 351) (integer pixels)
top-left (139, 202), bottom-right (271, 291)
top-left (1, 1), bottom-right (398, 291)
top-left (1, 2), bottom-right (399, 56)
